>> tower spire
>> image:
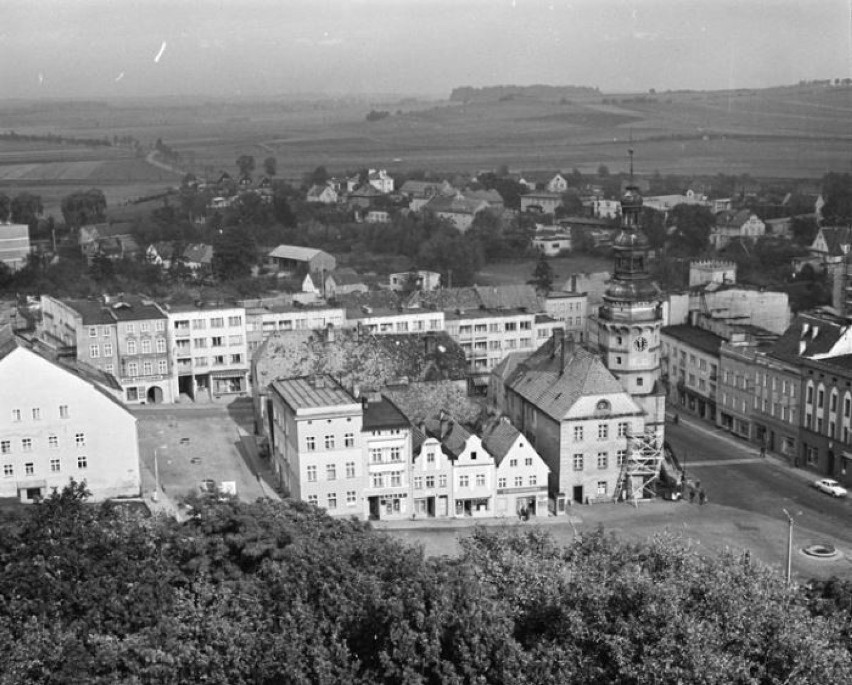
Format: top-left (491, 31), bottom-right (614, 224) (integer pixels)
top-left (628, 144), bottom-right (634, 182)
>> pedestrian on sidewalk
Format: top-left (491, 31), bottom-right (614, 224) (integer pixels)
top-left (699, 489), bottom-right (707, 505)
top-left (760, 446), bottom-right (766, 459)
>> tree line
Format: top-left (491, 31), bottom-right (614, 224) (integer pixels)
top-left (0, 481), bottom-right (850, 684)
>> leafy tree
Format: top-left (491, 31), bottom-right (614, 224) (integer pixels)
top-left (236, 154), bottom-right (255, 177)
top-left (10, 192), bottom-right (42, 228)
top-left (529, 252), bottom-right (554, 292)
top-left (60, 189), bottom-right (106, 229)
top-left (791, 215), bottom-right (819, 246)
top-left (597, 163), bottom-right (610, 178)
top-left (641, 207), bottom-right (667, 249)
top-left (667, 204), bottom-right (714, 255)
top-left (821, 172), bottom-right (852, 223)
top-left (263, 156), bottom-right (277, 177)
top-left (88, 253), bottom-right (115, 282)
top-left (212, 226), bottom-right (257, 280)
top-left (305, 165), bottom-right (329, 188)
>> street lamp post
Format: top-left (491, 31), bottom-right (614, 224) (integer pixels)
top-left (782, 508), bottom-right (794, 586)
top-left (153, 447), bottom-right (160, 502)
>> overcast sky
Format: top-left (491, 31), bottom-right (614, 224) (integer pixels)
top-left (3, 0), bottom-right (851, 99)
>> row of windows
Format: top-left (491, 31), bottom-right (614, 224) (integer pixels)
top-left (90, 338), bottom-right (168, 358)
top-left (180, 316), bottom-right (244, 330)
top-left (124, 360), bottom-right (169, 377)
top-left (306, 491), bottom-right (357, 509)
top-left (413, 474), bottom-right (448, 489)
top-left (11, 406), bottom-right (70, 422)
top-left (1, 433), bottom-right (85, 453)
top-left (306, 462), bottom-right (357, 481)
top-left (458, 473), bottom-right (488, 488)
top-left (573, 423), bottom-right (630, 442)
top-left (369, 446), bottom-right (402, 463)
top-left (371, 471), bottom-right (404, 488)
top-left (458, 321), bottom-right (532, 335)
top-left (573, 450), bottom-right (627, 471)
top-left (497, 475), bottom-right (538, 488)
top-left (305, 434), bottom-right (356, 451)
top-left (89, 321), bottom-right (165, 337)
top-left (805, 384), bottom-right (852, 417)
top-left (191, 336), bottom-right (244, 349)
top-left (181, 355), bottom-right (243, 368)
top-left (2, 455), bottom-right (87, 476)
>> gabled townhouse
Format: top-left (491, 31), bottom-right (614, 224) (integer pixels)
top-left (0, 327), bottom-right (140, 502)
top-left (423, 412), bottom-right (496, 517)
top-left (717, 331), bottom-right (777, 441)
top-left (362, 393), bottom-right (411, 520)
top-left (268, 375), bottom-right (365, 517)
top-left (481, 416), bottom-right (550, 517)
top-left (491, 331), bottom-right (646, 506)
top-left (410, 423), bottom-right (454, 518)
top-left (39, 295), bottom-right (173, 404)
top-left (164, 301), bottom-right (248, 401)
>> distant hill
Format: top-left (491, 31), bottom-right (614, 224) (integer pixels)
top-left (450, 84), bottom-right (600, 103)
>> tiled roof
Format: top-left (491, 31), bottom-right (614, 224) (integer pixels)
top-left (480, 417), bottom-right (520, 465)
top-left (817, 226), bottom-right (852, 257)
top-left (406, 285), bottom-right (542, 313)
top-left (254, 329), bottom-right (468, 393)
top-left (661, 325), bottom-right (724, 357)
top-left (768, 313), bottom-right (850, 363)
top-left (362, 396), bottom-right (409, 431)
top-left (423, 413), bottom-right (473, 459)
top-left (383, 380), bottom-right (483, 426)
top-left (271, 375), bottom-right (356, 410)
top-left (503, 338), bottom-right (628, 421)
top-left (423, 194), bottom-right (487, 215)
top-left (182, 243), bottom-right (214, 264)
top-left (328, 269), bottom-right (364, 286)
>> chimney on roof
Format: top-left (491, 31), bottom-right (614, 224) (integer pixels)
top-left (438, 409), bottom-right (451, 440)
top-left (326, 322), bottom-right (335, 344)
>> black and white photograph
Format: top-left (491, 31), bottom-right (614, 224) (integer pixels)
top-left (1, 0), bottom-right (852, 681)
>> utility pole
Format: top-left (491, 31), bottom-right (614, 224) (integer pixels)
top-left (782, 508), bottom-right (794, 585)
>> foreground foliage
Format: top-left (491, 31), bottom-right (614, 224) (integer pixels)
top-left (0, 483), bottom-right (850, 684)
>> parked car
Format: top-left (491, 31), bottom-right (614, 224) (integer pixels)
top-left (813, 478), bottom-right (848, 498)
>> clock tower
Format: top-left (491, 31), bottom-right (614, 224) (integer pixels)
top-left (594, 151), bottom-right (665, 434)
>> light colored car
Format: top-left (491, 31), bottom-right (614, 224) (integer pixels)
top-left (813, 479), bottom-right (848, 498)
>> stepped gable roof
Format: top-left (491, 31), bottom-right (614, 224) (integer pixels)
top-left (660, 325), bottom-right (724, 357)
top-left (480, 417), bottom-right (521, 465)
top-left (504, 337), bottom-right (626, 421)
top-left (768, 313), bottom-right (850, 363)
top-left (253, 328), bottom-right (467, 394)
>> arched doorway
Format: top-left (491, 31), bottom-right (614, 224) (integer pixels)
top-left (147, 386), bottom-right (164, 404)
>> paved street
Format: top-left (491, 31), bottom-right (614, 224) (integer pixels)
top-left (385, 414), bottom-right (852, 582)
top-left (666, 414), bottom-right (852, 547)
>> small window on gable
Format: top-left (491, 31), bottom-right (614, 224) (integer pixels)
top-left (596, 400), bottom-right (611, 411)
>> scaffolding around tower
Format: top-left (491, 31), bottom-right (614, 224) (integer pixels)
top-left (614, 428), bottom-right (665, 505)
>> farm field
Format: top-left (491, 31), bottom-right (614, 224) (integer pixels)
top-left (2, 83), bottom-right (852, 218)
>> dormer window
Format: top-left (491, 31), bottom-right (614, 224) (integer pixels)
top-left (596, 400), bottom-right (611, 412)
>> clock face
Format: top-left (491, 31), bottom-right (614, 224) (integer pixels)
top-left (634, 336), bottom-right (648, 351)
